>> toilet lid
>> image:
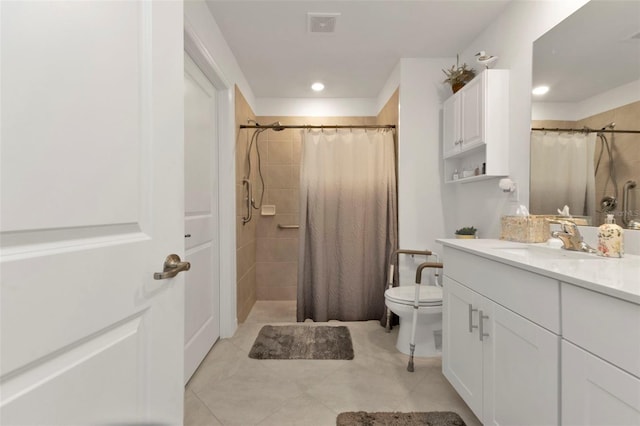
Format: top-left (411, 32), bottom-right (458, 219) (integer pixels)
top-left (385, 285), bottom-right (443, 306)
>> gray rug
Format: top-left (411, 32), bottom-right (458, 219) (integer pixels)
top-left (248, 325), bottom-right (354, 360)
top-left (336, 411), bottom-right (466, 426)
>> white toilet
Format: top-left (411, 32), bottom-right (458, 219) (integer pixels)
top-left (384, 281), bottom-right (443, 358)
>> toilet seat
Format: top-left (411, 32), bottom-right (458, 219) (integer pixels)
top-left (385, 285), bottom-right (443, 307)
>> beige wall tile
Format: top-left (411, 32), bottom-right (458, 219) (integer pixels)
top-left (256, 262), bottom-right (298, 287)
top-left (256, 286), bottom-right (297, 300)
top-left (256, 214), bottom-right (299, 237)
top-left (266, 165), bottom-right (293, 189)
top-left (256, 238), bottom-right (298, 262)
top-left (268, 139), bottom-right (293, 164)
top-left (235, 86), bottom-right (257, 320)
top-left (267, 189), bottom-right (299, 214)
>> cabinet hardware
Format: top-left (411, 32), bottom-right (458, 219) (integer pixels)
top-left (468, 304), bottom-right (478, 333)
top-left (479, 310), bottom-right (490, 341)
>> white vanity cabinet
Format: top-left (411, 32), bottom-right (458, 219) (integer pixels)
top-left (442, 247), bottom-right (560, 425)
top-left (442, 69), bottom-right (509, 184)
top-left (561, 284), bottom-right (640, 425)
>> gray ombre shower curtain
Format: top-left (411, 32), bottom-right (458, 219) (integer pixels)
top-left (297, 129), bottom-right (397, 322)
top-left (530, 131), bottom-right (596, 221)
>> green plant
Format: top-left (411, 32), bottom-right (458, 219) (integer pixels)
top-left (442, 54), bottom-right (476, 89)
top-left (455, 226), bottom-right (477, 235)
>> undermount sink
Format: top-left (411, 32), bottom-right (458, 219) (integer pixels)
top-left (493, 245), bottom-right (598, 260)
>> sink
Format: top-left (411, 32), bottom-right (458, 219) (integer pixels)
top-left (492, 245), bottom-right (598, 260)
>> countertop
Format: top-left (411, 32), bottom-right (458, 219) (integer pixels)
top-left (437, 238), bottom-right (640, 305)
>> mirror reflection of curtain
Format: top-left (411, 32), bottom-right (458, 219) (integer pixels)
top-left (530, 131), bottom-right (596, 221)
top-left (297, 129), bottom-right (397, 322)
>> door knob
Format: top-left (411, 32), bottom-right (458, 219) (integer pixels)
top-left (153, 254), bottom-right (190, 280)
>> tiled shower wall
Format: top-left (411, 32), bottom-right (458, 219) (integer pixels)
top-left (235, 87), bottom-right (258, 322)
top-left (254, 91), bottom-right (400, 301)
top-left (532, 100), bottom-right (640, 226)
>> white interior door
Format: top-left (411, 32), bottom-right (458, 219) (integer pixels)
top-left (183, 53), bottom-right (220, 383)
top-left (1, 2), bottom-right (185, 424)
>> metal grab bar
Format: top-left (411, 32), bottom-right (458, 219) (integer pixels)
top-left (277, 224), bottom-right (299, 229)
top-left (242, 179), bottom-right (252, 225)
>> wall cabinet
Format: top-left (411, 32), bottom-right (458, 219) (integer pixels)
top-left (442, 69), bottom-right (509, 183)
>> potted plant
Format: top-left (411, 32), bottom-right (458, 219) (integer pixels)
top-left (443, 54), bottom-right (476, 93)
top-left (455, 226), bottom-right (478, 239)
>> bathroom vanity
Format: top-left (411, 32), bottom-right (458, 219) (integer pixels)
top-left (438, 239), bottom-right (640, 425)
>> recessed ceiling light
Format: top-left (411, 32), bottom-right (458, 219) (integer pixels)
top-left (532, 85), bottom-right (550, 96)
top-left (311, 82), bottom-right (325, 92)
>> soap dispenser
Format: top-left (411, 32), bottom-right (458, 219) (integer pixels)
top-left (597, 214), bottom-right (624, 258)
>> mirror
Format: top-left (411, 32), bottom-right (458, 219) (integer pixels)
top-left (530, 0), bottom-right (640, 228)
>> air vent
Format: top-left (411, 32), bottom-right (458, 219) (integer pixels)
top-left (308, 13), bottom-right (340, 33)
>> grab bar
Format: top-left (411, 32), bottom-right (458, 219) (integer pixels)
top-left (242, 179), bottom-right (252, 225)
top-left (277, 224), bottom-right (299, 229)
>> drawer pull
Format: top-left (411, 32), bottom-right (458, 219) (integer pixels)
top-left (468, 304), bottom-right (478, 333)
top-left (479, 310), bottom-right (490, 341)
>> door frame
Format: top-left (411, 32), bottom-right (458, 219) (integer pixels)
top-left (184, 22), bottom-right (237, 338)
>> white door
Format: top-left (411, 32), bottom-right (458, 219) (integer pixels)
top-left (183, 53), bottom-right (220, 383)
top-left (1, 2), bottom-right (185, 424)
top-left (482, 303), bottom-right (559, 426)
top-left (442, 277), bottom-right (483, 419)
top-left (562, 341), bottom-right (640, 426)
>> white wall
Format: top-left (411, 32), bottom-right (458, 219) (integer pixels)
top-left (254, 97), bottom-right (378, 117)
top-left (533, 79), bottom-right (640, 121)
top-left (397, 58), bottom-right (453, 252)
top-left (184, 1), bottom-right (255, 107)
top-left (441, 0), bottom-right (590, 239)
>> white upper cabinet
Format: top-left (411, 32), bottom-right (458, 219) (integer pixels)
top-left (442, 69), bottom-right (509, 183)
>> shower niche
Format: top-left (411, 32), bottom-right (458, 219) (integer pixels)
top-left (442, 69), bottom-right (510, 184)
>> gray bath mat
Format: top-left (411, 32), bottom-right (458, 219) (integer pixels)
top-left (249, 325), bottom-right (354, 360)
top-left (336, 411), bottom-right (466, 426)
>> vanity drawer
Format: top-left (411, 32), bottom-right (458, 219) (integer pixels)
top-left (443, 247), bottom-right (560, 334)
top-left (562, 283), bottom-right (640, 378)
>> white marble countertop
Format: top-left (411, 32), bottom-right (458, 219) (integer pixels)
top-left (437, 238), bottom-right (640, 305)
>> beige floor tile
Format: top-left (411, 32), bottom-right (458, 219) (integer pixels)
top-left (257, 394), bottom-right (338, 426)
top-left (184, 388), bottom-right (222, 426)
top-left (196, 357), bottom-right (306, 425)
top-left (185, 300), bottom-right (479, 425)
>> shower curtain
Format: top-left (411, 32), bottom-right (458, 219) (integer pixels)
top-left (530, 131), bottom-right (596, 221)
top-left (297, 129), bottom-right (397, 322)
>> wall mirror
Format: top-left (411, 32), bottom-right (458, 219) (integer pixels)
top-left (530, 0), bottom-right (640, 229)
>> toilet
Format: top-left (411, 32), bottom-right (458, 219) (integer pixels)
top-left (384, 283), bottom-right (443, 358)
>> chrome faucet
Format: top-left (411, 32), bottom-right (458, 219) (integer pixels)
top-left (548, 219), bottom-right (596, 253)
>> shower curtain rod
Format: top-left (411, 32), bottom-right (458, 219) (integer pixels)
top-left (531, 127), bottom-right (640, 134)
top-left (240, 124), bottom-right (395, 130)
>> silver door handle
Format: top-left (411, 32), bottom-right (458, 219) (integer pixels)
top-left (479, 310), bottom-right (489, 341)
top-left (153, 254), bottom-right (191, 280)
top-left (468, 304), bottom-right (478, 333)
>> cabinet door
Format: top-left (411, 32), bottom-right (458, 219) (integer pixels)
top-left (443, 277), bottom-right (483, 419)
top-left (461, 76), bottom-right (483, 150)
top-left (562, 341), bottom-right (640, 426)
top-left (442, 94), bottom-right (461, 158)
top-left (482, 302), bottom-right (560, 426)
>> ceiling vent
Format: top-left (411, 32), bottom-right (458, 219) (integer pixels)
top-left (308, 13), bottom-right (340, 33)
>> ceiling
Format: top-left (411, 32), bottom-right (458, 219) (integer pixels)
top-left (206, 0), bottom-right (512, 99)
top-left (533, 0), bottom-right (640, 103)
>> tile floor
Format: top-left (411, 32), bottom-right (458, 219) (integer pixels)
top-left (184, 301), bottom-right (481, 426)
